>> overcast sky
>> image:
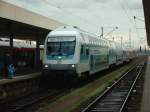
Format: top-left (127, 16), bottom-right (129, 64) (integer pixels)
top-left (4, 0), bottom-right (146, 48)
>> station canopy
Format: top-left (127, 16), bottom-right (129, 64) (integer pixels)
top-left (0, 0), bottom-right (64, 41)
top-left (143, 0), bottom-right (150, 46)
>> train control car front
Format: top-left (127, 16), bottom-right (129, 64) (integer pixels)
top-left (42, 27), bottom-right (79, 77)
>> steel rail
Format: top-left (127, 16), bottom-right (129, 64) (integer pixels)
top-left (81, 64), bottom-right (143, 112)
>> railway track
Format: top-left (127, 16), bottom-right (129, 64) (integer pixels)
top-left (81, 63), bottom-right (144, 112)
top-left (0, 88), bottom-right (69, 112)
top-left (0, 59), bottom-right (144, 112)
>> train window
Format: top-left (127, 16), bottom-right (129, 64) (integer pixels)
top-left (81, 45), bottom-right (84, 55)
top-left (86, 48), bottom-right (89, 55)
top-left (81, 45), bottom-right (89, 56)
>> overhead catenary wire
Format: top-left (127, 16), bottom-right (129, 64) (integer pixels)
top-left (134, 16), bottom-right (145, 22)
top-left (122, 0), bottom-right (146, 41)
top-left (116, 0), bottom-right (135, 48)
top-left (116, 0), bottom-right (147, 48)
top-left (134, 16), bottom-right (147, 46)
top-left (43, 0), bottom-right (99, 28)
top-left (117, 0), bottom-right (133, 25)
top-left (116, 0), bottom-right (142, 31)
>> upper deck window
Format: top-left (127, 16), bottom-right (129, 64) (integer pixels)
top-left (47, 36), bottom-right (75, 42)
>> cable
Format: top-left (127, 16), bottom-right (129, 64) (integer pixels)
top-left (43, 0), bottom-right (99, 27)
top-left (124, 0), bottom-right (134, 19)
top-left (134, 16), bottom-right (145, 22)
top-left (117, 0), bottom-right (133, 25)
top-left (117, 0), bottom-right (139, 31)
top-left (123, 0), bottom-right (146, 42)
top-left (117, 0), bottom-right (147, 48)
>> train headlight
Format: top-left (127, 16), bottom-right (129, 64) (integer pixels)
top-left (71, 64), bottom-right (75, 68)
top-left (58, 56), bottom-right (62, 59)
top-left (44, 65), bottom-right (48, 68)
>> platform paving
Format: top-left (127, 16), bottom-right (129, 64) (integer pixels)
top-left (0, 72), bottom-right (41, 85)
top-left (141, 56), bottom-right (150, 112)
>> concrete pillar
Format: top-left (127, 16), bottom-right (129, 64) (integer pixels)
top-left (10, 35), bottom-right (13, 62)
top-left (7, 22), bottom-right (13, 59)
top-left (4, 22), bottom-right (14, 78)
top-left (34, 33), bottom-right (40, 69)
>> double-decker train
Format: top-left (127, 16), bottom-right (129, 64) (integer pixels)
top-left (42, 26), bottom-right (134, 77)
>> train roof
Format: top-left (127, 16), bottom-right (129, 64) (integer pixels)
top-left (47, 26), bottom-right (129, 50)
top-left (48, 27), bottom-right (77, 37)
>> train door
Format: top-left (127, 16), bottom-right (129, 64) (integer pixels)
top-left (90, 49), bottom-right (94, 70)
top-left (79, 45), bottom-right (90, 73)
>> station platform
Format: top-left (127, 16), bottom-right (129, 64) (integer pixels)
top-left (0, 72), bottom-right (41, 85)
top-left (141, 56), bottom-right (150, 112)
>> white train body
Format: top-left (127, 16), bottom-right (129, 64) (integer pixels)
top-left (43, 26), bottom-right (131, 77)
